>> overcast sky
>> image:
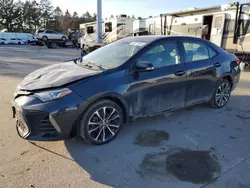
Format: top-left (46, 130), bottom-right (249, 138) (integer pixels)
top-left (22, 0), bottom-right (249, 18)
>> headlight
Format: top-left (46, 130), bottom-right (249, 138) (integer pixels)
top-left (34, 88), bottom-right (72, 102)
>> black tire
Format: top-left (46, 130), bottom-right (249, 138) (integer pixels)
top-left (208, 79), bottom-right (232, 108)
top-left (78, 100), bottom-right (124, 145)
top-left (18, 42), bottom-right (21, 45)
top-left (42, 36), bottom-right (48, 41)
top-left (61, 36), bottom-right (67, 41)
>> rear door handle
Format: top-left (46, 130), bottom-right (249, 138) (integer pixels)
top-left (174, 70), bottom-right (186, 77)
top-left (214, 62), bottom-right (222, 67)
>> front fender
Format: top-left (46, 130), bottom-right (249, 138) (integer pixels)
top-left (84, 92), bottom-right (130, 122)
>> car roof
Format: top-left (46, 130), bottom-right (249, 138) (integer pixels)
top-left (120, 36), bottom-right (224, 52)
top-left (120, 36), bottom-right (209, 43)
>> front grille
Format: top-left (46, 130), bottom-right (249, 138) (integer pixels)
top-left (38, 117), bottom-right (59, 137)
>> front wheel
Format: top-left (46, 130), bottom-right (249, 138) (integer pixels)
top-left (61, 36), bottom-right (67, 41)
top-left (78, 100), bottom-right (124, 145)
top-left (42, 36), bottom-right (48, 41)
top-left (208, 79), bottom-right (232, 108)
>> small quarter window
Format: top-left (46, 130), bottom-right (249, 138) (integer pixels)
top-left (208, 46), bottom-right (217, 58)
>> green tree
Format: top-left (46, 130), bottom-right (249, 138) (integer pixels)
top-left (72, 11), bottom-right (79, 29)
top-left (39, 0), bottom-right (53, 28)
top-left (47, 6), bottom-right (63, 32)
top-left (62, 9), bottom-right (72, 33)
top-left (83, 11), bottom-right (92, 22)
top-left (0, 0), bottom-right (23, 31)
top-left (23, 0), bottom-right (41, 32)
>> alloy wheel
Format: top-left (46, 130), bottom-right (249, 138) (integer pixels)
top-left (215, 82), bottom-right (231, 107)
top-left (87, 106), bottom-right (121, 143)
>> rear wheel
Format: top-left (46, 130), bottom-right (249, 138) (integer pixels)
top-left (78, 100), bottom-right (124, 145)
top-left (208, 79), bottom-right (232, 108)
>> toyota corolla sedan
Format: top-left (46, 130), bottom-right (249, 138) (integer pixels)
top-left (12, 36), bottom-right (241, 145)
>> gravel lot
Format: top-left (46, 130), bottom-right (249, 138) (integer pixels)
top-left (0, 45), bottom-right (250, 188)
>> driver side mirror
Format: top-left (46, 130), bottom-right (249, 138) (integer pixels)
top-left (136, 61), bottom-right (154, 72)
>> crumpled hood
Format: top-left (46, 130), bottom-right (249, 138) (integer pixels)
top-left (19, 61), bottom-right (102, 91)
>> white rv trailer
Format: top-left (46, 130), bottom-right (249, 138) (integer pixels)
top-left (133, 16), bottom-right (162, 36)
top-left (79, 15), bottom-right (134, 50)
top-left (137, 2), bottom-right (250, 64)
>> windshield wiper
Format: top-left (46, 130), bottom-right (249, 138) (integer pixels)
top-left (79, 61), bottom-right (106, 71)
top-left (92, 63), bottom-right (106, 71)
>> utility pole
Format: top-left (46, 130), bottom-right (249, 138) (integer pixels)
top-left (97, 0), bottom-right (102, 43)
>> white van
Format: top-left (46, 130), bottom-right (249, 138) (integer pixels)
top-left (0, 32), bottom-right (38, 44)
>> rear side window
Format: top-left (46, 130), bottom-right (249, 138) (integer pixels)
top-left (183, 41), bottom-right (209, 62)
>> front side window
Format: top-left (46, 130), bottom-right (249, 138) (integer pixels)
top-left (45, 30), bottom-right (53, 34)
top-left (38, 30), bottom-right (45, 33)
top-left (183, 41), bottom-right (209, 62)
top-left (137, 41), bottom-right (180, 68)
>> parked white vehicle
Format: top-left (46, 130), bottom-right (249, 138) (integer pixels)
top-left (36, 29), bottom-right (68, 41)
top-left (0, 38), bottom-right (8, 44)
top-left (9, 38), bottom-right (26, 45)
top-left (0, 32), bottom-right (37, 44)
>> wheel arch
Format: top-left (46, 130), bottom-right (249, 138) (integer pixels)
top-left (85, 92), bottom-right (129, 123)
top-left (42, 35), bottom-right (48, 40)
top-left (219, 73), bottom-right (234, 87)
top-left (69, 92), bottom-right (129, 138)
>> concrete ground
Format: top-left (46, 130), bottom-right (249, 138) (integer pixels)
top-left (0, 45), bottom-right (250, 188)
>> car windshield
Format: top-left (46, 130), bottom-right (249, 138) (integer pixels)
top-left (80, 40), bottom-right (148, 69)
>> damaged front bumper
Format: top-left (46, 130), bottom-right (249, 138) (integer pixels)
top-left (11, 91), bottom-right (87, 141)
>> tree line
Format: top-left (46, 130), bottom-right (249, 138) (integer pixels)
top-left (0, 0), bottom-right (97, 34)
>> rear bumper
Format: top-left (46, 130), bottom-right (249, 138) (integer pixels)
top-left (12, 92), bottom-right (87, 141)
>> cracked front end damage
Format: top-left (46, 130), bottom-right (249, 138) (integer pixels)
top-left (12, 90), bottom-right (88, 141)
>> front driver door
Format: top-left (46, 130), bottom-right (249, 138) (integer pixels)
top-left (127, 39), bottom-right (187, 118)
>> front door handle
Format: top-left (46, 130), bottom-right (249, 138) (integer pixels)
top-left (214, 62), bottom-right (222, 67)
top-left (174, 70), bottom-right (186, 77)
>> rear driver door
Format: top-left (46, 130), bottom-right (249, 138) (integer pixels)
top-left (181, 40), bottom-right (219, 106)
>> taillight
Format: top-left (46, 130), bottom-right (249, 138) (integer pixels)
top-left (235, 58), bottom-right (240, 64)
